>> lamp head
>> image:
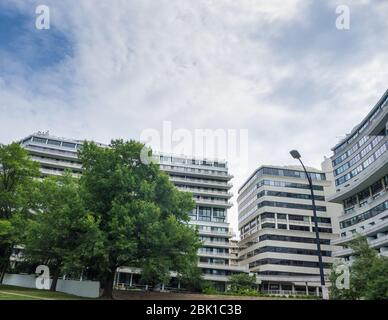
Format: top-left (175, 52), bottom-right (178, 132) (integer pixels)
top-left (290, 150), bottom-right (301, 159)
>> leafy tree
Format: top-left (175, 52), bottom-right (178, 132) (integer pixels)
top-left (329, 236), bottom-right (388, 300)
top-left (228, 273), bottom-right (257, 292)
top-left (0, 142), bottom-right (40, 282)
top-left (78, 140), bottom-right (201, 299)
top-left (21, 172), bottom-right (102, 291)
top-left (178, 266), bottom-right (205, 293)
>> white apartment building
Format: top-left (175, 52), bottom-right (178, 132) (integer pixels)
top-left (19, 132), bottom-right (247, 291)
top-left (328, 90), bottom-right (388, 260)
top-left (237, 165), bottom-right (341, 296)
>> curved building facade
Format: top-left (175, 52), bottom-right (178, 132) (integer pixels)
top-left (329, 90), bottom-right (388, 260)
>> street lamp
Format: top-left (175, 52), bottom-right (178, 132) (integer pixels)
top-left (289, 150), bottom-right (327, 299)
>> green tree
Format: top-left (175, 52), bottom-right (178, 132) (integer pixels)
top-left (0, 142), bottom-right (40, 282)
top-left (78, 140), bottom-right (201, 299)
top-left (329, 236), bottom-right (388, 300)
top-left (22, 172), bottom-right (102, 291)
top-left (228, 273), bottom-right (257, 292)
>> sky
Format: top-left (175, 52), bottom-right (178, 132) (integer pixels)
top-left (1, 0), bottom-right (388, 233)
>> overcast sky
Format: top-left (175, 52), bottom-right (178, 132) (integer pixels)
top-left (1, 0), bottom-right (387, 233)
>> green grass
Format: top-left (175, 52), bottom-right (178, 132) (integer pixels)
top-left (0, 284), bottom-right (91, 300)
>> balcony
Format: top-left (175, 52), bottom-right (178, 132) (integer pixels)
top-left (169, 176), bottom-right (232, 188)
top-left (338, 189), bottom-right (388, 221)
top-left (198, 251), bottom-right (233, 259)
top-left (176, 187), bottom-right (233, 198)
top-left (25, 144), bottom-right (78, 159)
top-left (198, 262), bottom-right (248, 272)
top-left (31, 156), bottom-right (82, 170)
top-left (195, 198), bottom-right (233, 208)
top-left (198, 229), bottom-right (235, 237)
top-left (332, 217), bottom-right (388, 245)
top-left (161, 165), bottom-right (233, 180)
top-left (40, 168), bottom-right (80, 178)
top-left (202, 240), bottom-right (231, 248)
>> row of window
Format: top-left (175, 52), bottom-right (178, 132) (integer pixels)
top-left (260, 167), bottom-right (326, 181)
top-left (340, 200), bottom-right (388, 229)
top-left (259, 234), bottom-right (331, 245)
top-left (343, 177), bottom-right (387, 211)
top-left (25, 136), bottom-right (82, 149)
top-left (334, 133), bottom-right (384, 171)
top-left (159, 155), bottom-right (226, 168)
top-left (335, 141), bottom-right (388, 186)
top-left (257, 179), bottom-right (324, 191)
top-left (245, 246), bottom-right (331, 258)
top-left (333, 99), bottom-right (387, 155)
top-left (161, 164), bottom-right (229, 177)
top-left (198, 226), bottom-right (229, 233)
top-left (200, 236), bottom-right (229, 244)
top-left (257, 271), bottom-right (319, 276)
top-left (169, 174), bottom-right (229, 186)
top-left (257, 190), bottom-right (325, 201)
top-left (238, 179), bottom-right (325, 214)
top-left (238, 167), bottom-right (326, 195)
top-left (257, 201), bottom-right (327, 212)
top-left (249, 258), bottom-right (331, 269)
top-left (190, 206), bottom-right (226, 222)
top-left (199, 247), bottom-right (229, 254)
top-left (259, 223), bottom-right (332, 233)
top-left (240, 212), bottom-right (331, 235)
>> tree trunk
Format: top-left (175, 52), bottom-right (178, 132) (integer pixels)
top-left (0, 244), bottom-right (13, 284)
top-left (50, 268), bottom-right (60, 291)
top-left (101, 270), bottom-right (115, 299)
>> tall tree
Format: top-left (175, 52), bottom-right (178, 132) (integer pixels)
top-left (0, 142), bottom-right (40, 282)
top-left (79, 140), bottom-right (201, 299)
top-left (21, 172), bottom-right (102, 291)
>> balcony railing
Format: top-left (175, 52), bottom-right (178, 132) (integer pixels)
top-left (169, 176), bottom-right (232, 187)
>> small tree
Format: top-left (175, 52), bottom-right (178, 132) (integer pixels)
top-left (0, 142), bottom-right (40, 282)
top-left (330, 235), bottom-right (388, 300)
top-left (22, 172), bottom-right (102, 291)
top-left (228, 273), bottom-right (257, 292)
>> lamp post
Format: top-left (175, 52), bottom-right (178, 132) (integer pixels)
top-left (289, 150), bottom-right (327, 299)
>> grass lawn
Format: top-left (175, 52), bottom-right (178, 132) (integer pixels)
top-left (0, 284), bottom-right (89, 300)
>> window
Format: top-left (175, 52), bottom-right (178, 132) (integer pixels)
top-left (361, 143), bottom-right (372, 157)
top-left (358, 188), bottom-right (370, 203)
top-left (289, 225), bottom-right (310, 232)
top-left (47, 139), bottom-right (61, 146)
top-left (349, 153), bottom-right (361, 167)
top-left (363, 155), bottom-right (375, 168)
top-left (198, 206), bottom-right (211, 222)
top-left (258, 201), bottom-right (326, 212)
top-left (33, 137), bottom-right (47, 144)
top-left (344, 195), bottom-right (357, 209)
top-left (62, 142), bottom-right (76, 148)
top-left (371, 180), bottom-right (383, 196)
top-left (277, 213), bottom-right (287, 220)
top-left (261, 223), bottom-right (275, 229)
top-left (375, 143), bottom-right (387, 159)
top-left (213, 208), bottom-right (226, 222)
top-left (358, 135), bottom-right (369, 147)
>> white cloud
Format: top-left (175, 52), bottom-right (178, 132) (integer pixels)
top-left (0, 0), bottom-right (387, 233)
